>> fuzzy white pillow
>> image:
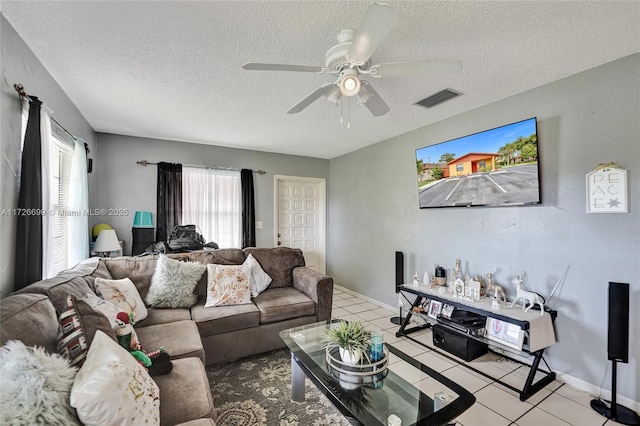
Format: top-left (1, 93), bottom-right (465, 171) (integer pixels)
top-left (70, 330), bottom-right (160, 426)
top-left (146, 254), bottom-right (207, 308)
top-left (244, 254), bottom-right (272, 297)
top-left (0, 340), bottom-right (81, 426)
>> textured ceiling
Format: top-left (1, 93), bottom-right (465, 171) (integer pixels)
top-left (2, 1), bottom-right (639, 159)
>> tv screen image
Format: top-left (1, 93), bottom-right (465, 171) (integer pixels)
top-left (416, 117), bottom-right (540, 208)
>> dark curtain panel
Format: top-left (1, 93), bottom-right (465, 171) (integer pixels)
top-left (156, 162), bottom-right (182, 243)
top-left (14, 97), bottom-right (43, 291)
top-left (241, 169), bottom-right (256, 248)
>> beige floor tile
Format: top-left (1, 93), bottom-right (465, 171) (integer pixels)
top-left (331, 307), bottom-right (349, 318)
top-left (516, 406), bottom-right (570, 426)
top-left (538, 393), bottom-right (610, 425)
top-left (369, 317), bottom-right (401, 331)
top-left (555, 383), bottom-right (597, 408)
top-left (390, 340), bottom-right (428, 357)
top-left (381, 330), bottom-right (402, 344)
top-left (343, 297), bottom-right (366, 305)
top-left (388, 360), bottom-right (428, 385)
top-left (442, 366), bottom-right (492, 394)
top-left (372, 307), bottom-right (396, 317)
top-left (456, 401), bottom-right (511, 426)
top-left (415, 351), bottom-right (456, 373)
top-left (342, 303), bottom-right (373, 314)
top-left (332, 298), bottom-right (353, 308)
top-left (474, 384), bottom-right (534, 421)
top-left (355, 309), bottom-right (383, 321)
top-left (418, 377), bottom-right (456, 399)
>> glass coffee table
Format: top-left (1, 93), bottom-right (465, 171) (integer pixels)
top-left (280, 321), bottom-right (475, 426)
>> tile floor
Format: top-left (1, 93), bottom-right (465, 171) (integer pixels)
top-left (332, 288), bottom-right (630, 426)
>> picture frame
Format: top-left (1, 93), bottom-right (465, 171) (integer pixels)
top-left (428, 300), bottom-right (443, 319)
top-left (485, 318), bottom-right (525, 350)
top-left (440, 304), bottom-right (455, 319)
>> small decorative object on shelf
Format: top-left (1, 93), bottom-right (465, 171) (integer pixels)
top-left (449, 259), bottom-right (463, 291)
top-left (435, 266), bottom-right (446, 286)
top-left (323, 320), bottom-right (371, 366)
top-left (427, 300), bottom-right (443, 319)
top-left (509, 277), bottom-right (545, 315)
top-left (486, 273), bottom-right (507, 302)
top-left (423, 271), bottom-right (429, 287)
top-left (412, 273), bottom-right (420, 287)
top-left (453, 278), bottom-right (465, 298)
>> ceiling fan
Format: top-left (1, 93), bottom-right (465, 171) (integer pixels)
top-left (242, 2), bottom-right (462, 117)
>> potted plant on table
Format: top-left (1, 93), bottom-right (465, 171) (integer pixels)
top-left (323, 320), bottom-right (371, 366)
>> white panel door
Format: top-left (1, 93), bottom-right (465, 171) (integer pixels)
top-left (275, 176), bottom-right (326, 274)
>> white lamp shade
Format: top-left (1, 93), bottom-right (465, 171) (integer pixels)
top-left (339, 75), bottom-right (361, 97)
top-left (93, 229), bottom-right (120, 253)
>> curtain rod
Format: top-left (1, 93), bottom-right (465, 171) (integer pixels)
top-left (136, 160), bottom-right (266, 175)
top-left (14, 83), bottom-right (78, 143)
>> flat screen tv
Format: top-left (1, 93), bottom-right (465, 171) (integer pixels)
top-left (416, 117), bottom-right (540, 208)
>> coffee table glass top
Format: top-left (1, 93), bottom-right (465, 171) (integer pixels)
top-left (280, 320), bottom-right (475, 426)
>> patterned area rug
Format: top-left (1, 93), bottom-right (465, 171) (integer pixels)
top-left (206, 349), bottom-right (351, 426)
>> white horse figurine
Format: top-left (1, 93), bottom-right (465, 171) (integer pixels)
top-left (510, 278), bottom-right (545, 315)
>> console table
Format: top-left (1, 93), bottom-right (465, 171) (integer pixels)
top-left (397, 284), bottom-right (557, 401)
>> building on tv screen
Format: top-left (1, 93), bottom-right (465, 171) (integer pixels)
top-left (416, 117), bottom-right (540, 208)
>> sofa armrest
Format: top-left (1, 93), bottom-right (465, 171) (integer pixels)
top-left (292, 267), bottom-right (333, 321)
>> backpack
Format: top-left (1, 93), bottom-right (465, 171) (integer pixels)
top-left (167, 225), bottom-right (206, 252)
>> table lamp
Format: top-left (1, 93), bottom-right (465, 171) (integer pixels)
top-left (132, 211), bottom-right (153, 228)
top-left (93, 229), bottom-right (120, 257)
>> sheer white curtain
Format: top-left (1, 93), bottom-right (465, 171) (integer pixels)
top-left (68, 137), bottom-right (89, 267)
top-left (40, 103), bottom-right (54, 278)
top-left (182, 167), bottom-right (241, 248)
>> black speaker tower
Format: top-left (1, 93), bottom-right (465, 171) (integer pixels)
top-left (390, 251), bottom-right (404, 325)
top-left (590, 282), bottom-right (639, 426)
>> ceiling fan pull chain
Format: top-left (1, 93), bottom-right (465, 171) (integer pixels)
top-left (347, 98), bottom-right (351, 129)
top-left (340, 96), bottom-right (344, 124)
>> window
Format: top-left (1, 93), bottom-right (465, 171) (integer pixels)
top-left (182, 167), bottom-right (241, 248)
top-left (456, 164), bottom-right (464, 172)
top-left (49, 123), bottom-right (75, 276)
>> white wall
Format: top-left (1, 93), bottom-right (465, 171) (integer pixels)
top-left (95, 133), bottom-right (329, 253)
top-left (0, 16), bottom-right (97, 297)
top-left (328, 54), bottom-right (640, 402)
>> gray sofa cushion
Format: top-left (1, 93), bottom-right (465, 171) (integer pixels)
top-left (190, 300), bottom-right (259, 336)
top-left (153, 357), bottom-right (215, 426)
top-left (0, 293), bottom-right (59, 353)
top-left (243, 247), bottom-right (305, 288)
top-left (253, 287), bottom-right (315, 324)
top-left (103, 256), bottom-right (159, 300)
top-left (135, 320), bottom-right (205, 363)
top-left (136, 307), bottom-right (191, 327)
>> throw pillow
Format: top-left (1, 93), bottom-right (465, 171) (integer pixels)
top-left (57, 294), bottom-right (117, 368)
top-left (95, 277), bottom-right (148, 322)
top-left (146, 254), bottom-right (206, 308)
top-left (0, 340), bottom-right (81, 426)
top-left (80, 292), bottom-right (123, 329)
top-left (70, 330), bottom-right (160, 426)
top-left (244, 254), bottom-right (272, 298)
top-left (204, 263), bottom-right (252, 307)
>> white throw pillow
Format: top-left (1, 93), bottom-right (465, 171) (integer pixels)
top-left (0, 340), bottom-right (81, 426)
top-left (95, 277), bottom-right (148, 323)
top-left (80, 293), bottom-right (123, 329)
top-left (204, 263), bottom-right (252, 307)
top-left (244, 254), bottom-right (272, 297)
top-left (70, 330), bottom-right (160, 426)
top-left (146, 254), bottom-right (206, 308)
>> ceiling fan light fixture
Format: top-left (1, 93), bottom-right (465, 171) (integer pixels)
top-left (356, 82), bottom-right (371, 104)
top-left (325, 86), bottom-right (341, 105)
top-left (339, 75), bottom-right (361, 97)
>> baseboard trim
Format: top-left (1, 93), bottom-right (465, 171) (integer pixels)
top-left (334, 284), bottom-right (640, 412)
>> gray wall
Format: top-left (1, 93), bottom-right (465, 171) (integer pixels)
top-left (328, 54), bottom-right (640, 402)
top-left (0, 16), bottom-right (97, 297)
top-left (95, 133), bottom-right (329, 254)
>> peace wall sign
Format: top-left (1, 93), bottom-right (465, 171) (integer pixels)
top-left (586, 164), bottom-right (628, 213)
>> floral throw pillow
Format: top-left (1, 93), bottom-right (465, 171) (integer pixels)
top-left (204, 264), bottom-right (252, 307)
top-left (95, 277), bottom-right (148, 323)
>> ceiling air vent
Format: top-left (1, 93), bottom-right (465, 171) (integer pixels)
top-left (414, 88), bottom-right (462, 109)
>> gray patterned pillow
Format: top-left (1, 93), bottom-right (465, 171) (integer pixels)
top-left (146, 254), bottom-right (206, 308)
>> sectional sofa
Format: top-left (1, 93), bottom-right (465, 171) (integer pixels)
top-left (0, 247), bottom-right (333, 425)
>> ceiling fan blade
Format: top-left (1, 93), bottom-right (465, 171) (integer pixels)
top-left (287, 84), bottom-right (335, 114)
top-left (359, 81), bottom-right (389, 117)
top-left (242, 62), bottom-right (329, 73)
top-left (347, 3), bottom-right (399, 65)
top-left (373, 60), bottom-right (463, 78)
